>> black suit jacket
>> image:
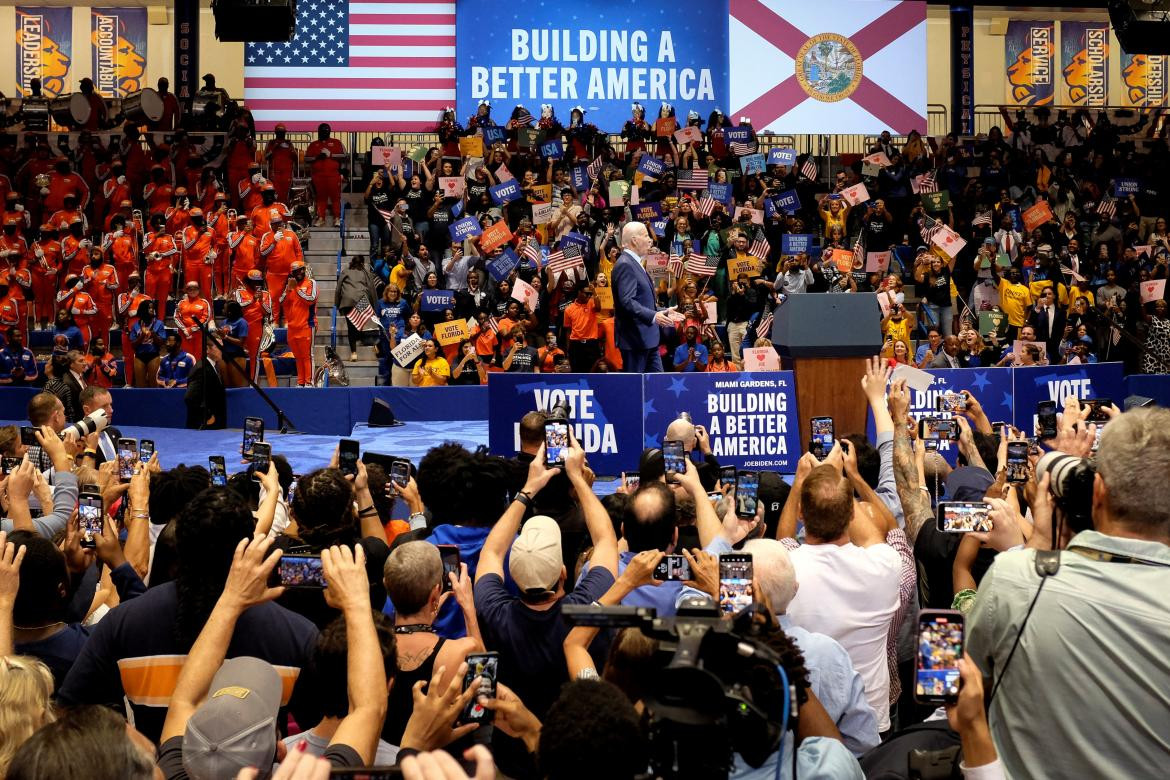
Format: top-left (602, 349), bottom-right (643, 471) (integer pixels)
top-left (92, 427), bottom-right (123, 467)
top-left (62, 373), bottom-right (84, 423)
top-left (185, 359), bottom-right (227, 430)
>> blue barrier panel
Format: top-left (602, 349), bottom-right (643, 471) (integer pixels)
top-left (227, 388), bottom-right (354, 435)
top-left (345, 386), bottom-right (489, 425)
top-left (0, 388), bottom-right (39, 419)
top-left (486, 373), bottom-right (643, 475)
top-left (1123, 374), bottom-right (1170, 407)
top-left (643, 372), bottom-right (801, 471)
top-left (1011, 363), bottom-right (1125, 431)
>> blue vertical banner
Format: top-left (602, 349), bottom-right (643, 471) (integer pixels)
top-left (173, 0), bottom-right (198, 102)
top-left (1010, 363), bottom-right (1124, 431)
top-left (950, 5), bottom-right (974, 135)
top-left (455, 0), bottom-right (729, 130)
top-left (643, 372), bottom-right (800, 472)
top-left (15, 6), bottom-right (73, 98)
top-left (91, 8), bottom-right (148, 98)
top-left (486, 373), bottom-right (644, 475)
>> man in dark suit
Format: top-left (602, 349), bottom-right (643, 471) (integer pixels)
top-left (185, 338), bottom-right (227, 429)
top-left (77, 385), bottom-right (122, 466)
top-left (61, 350), bottom-right (88, 423)
top-left (611, 222), bottom-right (673, 372)
top-left (1025, 286), bottom-right (1065, 358)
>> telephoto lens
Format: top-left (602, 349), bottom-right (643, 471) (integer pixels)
top-left (1036, 450), bottom-right (1096, 532)
top-left (63, 409), bottom-right (108, 440)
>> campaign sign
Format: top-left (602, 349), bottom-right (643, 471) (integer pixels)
top-left (708, 182), bottom-right (733, 205)
top-left (540, 139), bottom-right (564, 159)
top-left (1113, 177), bottom-right (1140, 196)
top-left (1010, 363), bottom-right (1124, 432)
top-left (643, 372), bottom-right (800, 471)
top-left (767, 148), bottom-right (797, 166)
top-left (774, 189), bottom-right (800, 214)
top-left (633, 202), bottom-right (664, 221)
top-left (449, 215), bottom-right (483, 242)
top-left (479, 220), bottom-right (514, 253)
top-left (420, 290), bottom-right (456, 312)
top-left (482, 126), bottom-right (506, 146)
top-left (456, 0), bottom-right (729, 129)
top-left (487, 373), bottom-right (644, 474)
top-left (458, 136), bottom-right (484, 158)
top-left (637, 154), bottom-right (668, 178)
top-left (762, 197), bottom-right (777, 220)
top-left (435, 319), bottom-right (470, 346)
top-left (561, 231), bottom-right (590, 251)
top-left (674, 126), bottom-right (703, 144)
top-left (490, 180), bottom-right (522, 205)
top-left (439, 176), bottom-right (465, 199)
top-left (739, 153), bottom-right (766, 175)
top-left (531, 202), bottom-right (558, 225)
top-left (371, 146), bottom-right (401, 168)
top-left (724, 126), bottom-right (751, 143)
top-left (391, 334), bottom-right (425, 368)
top-left (486, 247), bottom-right (521, 281)
top-left (570, 165), bottom-right (590, 190)
top-left (781, 234), bottom-right (815, 255)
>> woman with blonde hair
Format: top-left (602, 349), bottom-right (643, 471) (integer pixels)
top-left (0, 656), bottom-right (56, 776)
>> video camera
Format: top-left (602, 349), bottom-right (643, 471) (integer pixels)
top-left (63, 409), bottom-right (109, 441)
top-left (564, 595), bottom-right (795, 779)
top-left (1036, 450), bottom-right (1095, 534)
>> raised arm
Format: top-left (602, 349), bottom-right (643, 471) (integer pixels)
top-left (888, 379), bottom-right (932, 545)
top-left (476, 446), bottom-right (558, 582)
top-left (565, 437), bottom-right (618, 575)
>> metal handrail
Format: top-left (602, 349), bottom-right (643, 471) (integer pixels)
top-left (328, 201), bottom-right (347, 353)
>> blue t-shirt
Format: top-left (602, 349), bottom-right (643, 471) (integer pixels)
top-left (158, 350), bottom-right (196, 386)
top-left (0, 346), bottom-right (38, 383)
top-left (673, 341), bottom-right (708, 371)
top-left (130, 319), bottom-right (167, 358)
top-left (222, 317), bottom-right (249, 357)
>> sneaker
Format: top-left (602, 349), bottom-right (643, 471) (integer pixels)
top-left (349, 352), bottom-right (358, 361)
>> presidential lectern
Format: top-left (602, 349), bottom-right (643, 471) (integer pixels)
top-left (771, 293), bottom-right (885, 454)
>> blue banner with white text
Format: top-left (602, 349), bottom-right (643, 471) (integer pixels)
top-left (455, 0), bottom-right (729, 129)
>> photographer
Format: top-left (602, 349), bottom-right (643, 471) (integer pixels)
top-left (966, 405), bottom-right (1170, 779)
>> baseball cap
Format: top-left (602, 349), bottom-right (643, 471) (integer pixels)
top-left (982, 237), bottom-right (995, 246)
top-left (946, 466), bottom-right (993, 502)
top-left (289, 259), bottom-right (306, 272)
top-left (189, 207), bottom-right (203, 218)
top-left (261, 182), bottom-right (275, 192)
top-left (246, 269), bottom-right (264, 282)
top-left (119, 199), bottom-right (133, 208)
top-left (4, 216), bottom-right (16, 226)
top-left (269, 209), bottom-right (284, 222)
top-left (175, 187), bottom-right (188, 196)
top-left (508, 515), bottom-right (563, 593)
top-left (275, 123), bottom-right (287, 131)
top-left (215, 191), bottom-right (228, 201)
top-left (182, 657), bottom-right (282, 780)
top-left (757, 471), bottom-right (790, 538)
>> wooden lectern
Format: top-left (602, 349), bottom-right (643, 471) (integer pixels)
top-left (771, 293), bottom-right (885, 453)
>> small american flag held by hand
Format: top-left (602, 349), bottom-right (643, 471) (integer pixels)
top-left (586, 156), bottom-right (605, 181)
top-left (684, 253), bottom-right (718, 276)
top-left (486, 315), bottom-right (500, 334)
top-left (667, 254), bottom-right (684, 277)
top-left (513, 113), bottom-right (533, 127)
top-left (521, 239), bottom-right (543, 267)
top-left (972, 210), bottom-right (993, 228)
top-left (346, 295), bottom-right (375, 331)
top-left (1097, 198), bottom-right (1117, 220)
top-left (913, 170), bottom-right (939, 193)
top-left (546, 244), bottom-right (583, 275)
top-left (695, 196), bottom-right (717, 217)
top-left (676, 168), bottom-right (710, 190)
top-left (756, 310), bottom-right (774, 339)
top-left (729, 141), bottom-right (754, 156)
top-left (750, 234), bottom-right (772, 262)
top-left (800, 157), bottom-right (818, 181)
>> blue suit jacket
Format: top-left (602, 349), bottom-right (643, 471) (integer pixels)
top-left (611, 250), bottom-right (660, 350)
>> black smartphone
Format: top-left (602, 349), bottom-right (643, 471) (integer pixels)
top-left (1037, 400), bottom-right (1058, 440)
top-left (936, 501), bottom-right (992, 533)
top-left (437, 544), bottom-right (460, 593)
top-left (621, 471), bottom-right (640, 491)
top-left (1083, 398), bottom-right (1112, 423)
top-left (209, 455), bottom-right (227, 487)
top-left (251, 442), bottom-right (271, 476)
top-left (1005, 442), bottom-right (1029, 484)
top-left (390, 460), bottom-right (410, 488)
top-left (242, 416), bottom-right (264, 460)
top-left (139, 439), bottom-right (155, 462)
top-left (78, 489), bottom-right (103, 549)
top-left (460, 652), bottom-right (499, 725)
top-left (936, 392), bottom-right (967, 413)
top-left (287, 478), bottom-right (298, 504)
top-left (544, 420), bottom-right (569, 467)
top-left (915, 610), bottom-right (964, 704)
top-left (117, 438), bottom-right (138, 482)
top-left (919, 417), bottom-right (958, 441)
top-left (653, 554), bottom-right (692, 581)
top-left (663, 439), bottom-right (686, 482)
top-left (735, 471), bottom-right (759, 519)
top-left (810, 416), bottom-right (834, 459)
top-left (718, 553), bottom-right (754, 615)
top-left (275, 554), bottom-right (326, 588)
top-left (20, 426), bottom-right (38, 446)
top-left (338, 438), bottom-right (360, 477)
top-left (719, 465), bottom-right (737, 486)
top-left (1, 456), bottom-right (19, 476)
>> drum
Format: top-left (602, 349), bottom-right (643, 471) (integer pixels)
top-left (191, 93), bottom-right (222, 119)
top-left (48, 93), bottom-right (90, 127)
top-left (120, 88), bottom-right (163, 123)
top-left (17, 97), bottom-right (49, 130)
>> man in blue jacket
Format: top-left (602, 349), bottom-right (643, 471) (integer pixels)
top-left (611, 222), bottom-right (673, 372)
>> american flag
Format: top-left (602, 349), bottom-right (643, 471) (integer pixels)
top-left (913, 170), bottom-right (939, 193)
top-left (695, 196), bottom-right (718, 217)
top-left (520, 238), bottom-right (543, 267)
top-left (586, 156), bottom-right (605, 180)
top-left (512, 112), bottom-right (533, 127)
top-left (851, 233), bottom-right (865, 271)
top-left (972, 210), bottom-right (993, 228)
top-left (800, 157), bottom-right (818, 181)
top-left (750, 234), bottom-right (771, 262)
top-left (485, 315), bottom-right (499, 334)
top-left (345, 294), bottom-right (376, 330)
top-left (729, 141), bottom-right (754, 156)
top-left (676, 168), bottom-right (710, 191)
top-left (1097, 198), bottom-right (1117, 220)
top-left (244, 0), bottom-right (456, 131)
top-left (920, 214), bottom-right (947, 244)
top-left (667, 254), bottom-right (684, 277)
top-left (546, 244), bottom-right (583, 275)
top-left (756, 310), bottom-right (774, 339)
top-left (684, 253), bottom-right (718, 276)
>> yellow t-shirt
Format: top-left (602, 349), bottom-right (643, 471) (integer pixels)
top-left (884, 316), bottom-right (912, 349)
top-left (1067, 288), bottom-right (1095, 315)
top-left (412, 357), bottom-right (450, 386)
top-left (998, 278), bottom-right (1034, 327)
top-left (389, 264), bottom-right (411, 294)
top-left (1028, 279), bottom-right (1068, 307)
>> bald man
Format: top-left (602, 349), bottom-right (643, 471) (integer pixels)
top-left (665, 416), bottom-right (722, 491)
top-left (612, 222), bottom-right (674, 372)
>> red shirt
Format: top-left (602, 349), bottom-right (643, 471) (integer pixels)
top-left (281, 277), bottom-right (318, 330)
top-left (306, 138), bottom-right (345, 177)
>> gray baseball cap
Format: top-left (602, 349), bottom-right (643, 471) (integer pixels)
top-left (182, 657), bottom-right (283, 779)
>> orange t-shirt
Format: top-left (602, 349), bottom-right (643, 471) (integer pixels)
top-left (563, 299), bottom-right (599, 341)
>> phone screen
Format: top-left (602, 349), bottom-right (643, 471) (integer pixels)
top-left (251, 443), bottom-right (271, 475)
top-left (663, 440), bottom-right (686, 481)
top-left (390, 461), bottom-right (410, 488)
top-left (461, 653), bottom-right (499, 724)
top-left (919, 417), bottom-right (958, 441)
top-left (915, 611), bottom-right (964, 704)
top-left (209, 456), bottom-right (227, 486)
top-left (1084, 398), bottom-right (1112, 423)
top-left (338, 439), bottom-right (360, 477)
top-left (544, 421), bottom-right (569, 467)
top-left (78, 495), bottom-right (103, 548)
top-left (621, 471), bottom-right (640, 491)
top-left (1006, 442), bottom-right (1029, 484)
top-left (1, 457), bottom-right (19, 476)
top-left (139, 439), bottom-right (155, 462)
top-left (937, 501), bottom-right (992, 533)
top-left (735, 471), bottom-right (759, 518)
top-left (20, 426), bottom-right (38, 446)
top-left (936, 393), bottom-right (967, 413)
top-left (924, 439), bottom-right (939, 452)
top-left (242, 417), bottom-right (264, 460)
top-left (810, 417), bottom-right (834, 459)
top-left (720, 466), bottom-right (737, 486)
top-left (277, 555), bottom-right (326, 588)
top-left (653, 554), bottom-right (692, 581)
top-left (438, 544), bottom-right (460, 593)
top-left (117, 439), bottom-right (138, 482)
top-left (1037, 401), bottom-right (1058, 439)
top-left (287, 479), bottom-right (298, 504)
top-left (718, 553), bottom-right (754, 614)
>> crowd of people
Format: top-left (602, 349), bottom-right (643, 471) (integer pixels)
top-left (1, 357), bottom-right (1166, 780)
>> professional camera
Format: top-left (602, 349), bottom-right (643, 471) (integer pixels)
top-left (1036, 451), bottom-right (1096, 533)
top-left (564, 596), bottom-right (794, 779)
top-left (63, 409), bottom-right (109, 441)
top-left (547, 398), bottom-right (572, 422)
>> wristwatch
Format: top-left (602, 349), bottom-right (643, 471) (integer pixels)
top-left (408, 512), bottom-right (427, 530)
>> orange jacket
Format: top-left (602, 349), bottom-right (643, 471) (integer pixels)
top-left (82, 263), bottom-right (119, 313)
top-left (175, 295), bottom-right (213, 338)
top-left (306, 138), bottom-right (345, 177)
top-left (280, 277), bottom-right (317, 330)
top-left (258, 230), bottom-right (303, 276)
top-left (179, 225), bottom-right (215, 268)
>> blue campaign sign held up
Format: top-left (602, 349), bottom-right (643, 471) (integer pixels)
top-left (482, 126), bottom-right (506, 146)
top-left (540, 139), bottom-right (564, 159)
top-left (1113, 177), bottom-right (1140, 196)
top-left (420, 290), bottom-right (457, 312)
top-left (724, 126), bottom-right (751, 143)
top-left (781, 234), bottom-right (816, 255)
top-left (570, 165), bottom-right (589, 190)
top-left (774, 189), bottom-right (800, 214)
top-left (637, 154), bottom-right (667, 178)
top-left (455, 0), bottom-right (729, 129)
top-left (486, 373), bottom-right (644, 475)
top-left (486, 247), bottom-right (521, 281)
top-left (449, 215), bottom-right (483, 242)
top-left (633, 202), bottom-right (664, 221)
top-left (561, 231), bottom-right (590, 250)
top-left (768, 148), bottom-right (797, 166)
top-left (739, 153), bottom-right (766, 175)
top-left (643, 372), bottom-right (801, 471)
top-left (708, 182), bottom-right (733, 204)
top-left (1010, 363), bottom-right (1124, 432)
top-left (490, 180), bottom-right (522, 205)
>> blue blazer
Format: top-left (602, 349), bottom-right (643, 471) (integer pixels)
top-left (611, 250), bottom-right (660, 351)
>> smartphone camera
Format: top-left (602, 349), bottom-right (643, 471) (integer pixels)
top-left (461, 652), bottom-right (499, 724)
top-left (338, 439), bottom-right (360, 477)
top-left (437, 544), bottom-right (461, 593)
top-left (914, 610), bottom-right (964, 704)
top-left (1084, 398), bottom-right (1112, 423)
top-left (936, 393), bottom-right (967, 413)
top-left (544, 421), bottom-right (569, 468)
top-left (20, 426), bottom-right (38, 447)
top-left (276, 555), bottom-right (326, 588)
top-left (251, 443), bottom-right (272, 477)
top-left (735, 471), bottom-right (759, 519)
top-left (78, 494), bottom-right (103, 549)
top-left (718, 553), bottom-right (754, 615)
top-left (1, 456), bottom-right (20, 476)
top-left (663, 440), bottom-right (686, 482)
top-left (653, 554), bottom-right (692, 581)
top-left (810, 416), bottom-right (834, 460)
top-left (1037, 401), bottom-right (1058, 440)
top-left (390, 460), bottom-right (411, 488)
top-left (209, 456), bottom-right (227, 487)
top-left (242, 416), bottom-right (264, 461)
top-left (937, 501), bottom-right (992, 533)
top-left (139, 439), bottom-right (155, 462)
top-left (1006, 442), bottom-right (1029, 484)
top-left (621, 471), bottom-right (640, 492)
top-left (117, 439), bottom-right (138, 482)
top-left (919, 417), bottom-right (958, 441)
